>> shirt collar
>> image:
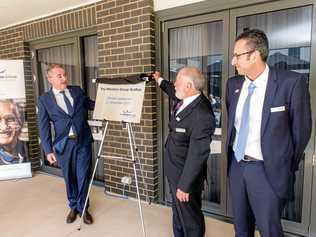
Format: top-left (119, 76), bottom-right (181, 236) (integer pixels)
top-left (52, 87), bottom-right (68, 95)
top-left (244, 64), bottom-right (269, 88)
top-left (182, 92), bottom-right (201, 107)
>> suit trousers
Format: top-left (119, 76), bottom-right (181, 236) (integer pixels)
top-left (57, 139), bottom-right (92, 213)
top-left (169, 182), bottom-right (205, 237)
top-left (229, 155), bottom-right (285, 237)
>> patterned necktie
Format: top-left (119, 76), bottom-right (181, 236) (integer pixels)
top-left (173, 100), bottom-right (183, 115)
top-left (234, 82), bottom-right (256, 162)
top-left (60, 91), bottom-right (73, 115)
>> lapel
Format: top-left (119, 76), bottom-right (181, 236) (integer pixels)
top-left (228, 77), bottom-right (244, 133)
top-left (175, 94), bottom-right (203, 122)
top-left (261, 67), bottom-right (278, 137)
top-left (48, 89), bottom-right (68, 116)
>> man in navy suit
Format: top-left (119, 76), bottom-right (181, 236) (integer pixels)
top-left (38, 64), bottom-right (95, 224)
top-left (226, 29), bottom-right (312, 237)
top-left (154, 67), bottom-right (216, 237)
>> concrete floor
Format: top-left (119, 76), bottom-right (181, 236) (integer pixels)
top-left (0, 173), bottom-right (249, 237)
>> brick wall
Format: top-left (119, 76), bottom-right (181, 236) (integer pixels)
top-left (0, 0), bottom-right (157, 200)
top-left (96, 0), bottom-right (157, 200)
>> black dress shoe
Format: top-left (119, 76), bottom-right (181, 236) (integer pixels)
top-left (83, 210), bottom-right (93, 224)
top-left (66, 209), bottom-right (78, 223)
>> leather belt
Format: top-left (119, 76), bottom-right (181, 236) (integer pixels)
top-left (242, 155), bottom-right (261, 162)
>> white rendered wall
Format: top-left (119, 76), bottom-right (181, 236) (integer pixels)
top-left (154, 0), bottom-right (206, 11)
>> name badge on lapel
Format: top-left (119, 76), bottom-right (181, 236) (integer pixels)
top-left (175, 128), bottom-right (186, 133)
top-left (270, 106), bottom-right (286, 113)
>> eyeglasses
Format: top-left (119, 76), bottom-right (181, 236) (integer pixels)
top-left (232, 50), bottom-right (255, 60)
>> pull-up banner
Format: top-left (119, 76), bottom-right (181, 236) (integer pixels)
top-left (93, 77), bottom-right (146, 124)
top-left (0, 60), bottom-right (31, 180)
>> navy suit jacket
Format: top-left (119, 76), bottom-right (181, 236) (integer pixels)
top-left (161, 80), bottom-right (216, 193)
top-left (38, 86), bottom-right (95, 155)
top-left (225, 67), bottom-right (312, 199)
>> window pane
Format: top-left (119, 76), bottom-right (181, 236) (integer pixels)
top-left (37, 44), bottom-right (76, 93)
top-left (83, 35), bottom-right (103, 182)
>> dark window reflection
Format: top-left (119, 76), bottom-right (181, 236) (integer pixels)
top-left (82, 35), bottom-right (104, 182)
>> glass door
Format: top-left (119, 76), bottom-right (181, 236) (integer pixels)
top-left (162, 11), bottom-right (229, 215)
top-left (230, 1), bottom-right (316, 235)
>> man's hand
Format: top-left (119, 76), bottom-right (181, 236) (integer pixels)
top-left (46, 153), bottom-right (57, 165)
top-left (152, 71), bottom-right (161, 82)
top-left (176, 188), bottom-right (189, 202)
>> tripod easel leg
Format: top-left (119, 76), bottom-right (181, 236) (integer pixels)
top-left (127, 123), bottom-right (147, 237)
top-left (77, 121), bottom-right (108, 231)
top-left (129, 125), bottom-right (151, 204)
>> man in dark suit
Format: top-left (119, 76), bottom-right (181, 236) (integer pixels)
top-left (38, 64), bottom-right (95, 224)
top-left (226, 29), bottom-right (311, 237)
top-left (153, 67), bottom-right (216, 237)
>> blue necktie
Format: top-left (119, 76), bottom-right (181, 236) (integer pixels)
top-left (61, 91), bottom-right (73, 115)
top-left (234, 82), bottom-right (256, 162)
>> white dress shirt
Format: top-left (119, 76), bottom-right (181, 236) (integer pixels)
top-left (176, 93), bottom-right (200, 115)
top-left (233, 65), bottom-right (269, 160)
top-left (52, 87), bottom-right (75, 135)
top-left (157, 77), bottom-right (201, 114)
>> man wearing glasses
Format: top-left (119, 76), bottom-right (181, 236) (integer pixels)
top-left (225, 29), bottom-right (311, 237)
top-left (0, 99), bottom-right (25, 165)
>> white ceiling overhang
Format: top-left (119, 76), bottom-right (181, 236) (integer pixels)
top-left (0, 0), bottom-right (102, 30)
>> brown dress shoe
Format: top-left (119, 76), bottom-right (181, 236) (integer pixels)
top-left (83, 210), bottom-right (93, 224)
top-left (66, 209), bottom-right (78, 223)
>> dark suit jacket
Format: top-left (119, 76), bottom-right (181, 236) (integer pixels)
top-left (38, 86), bottom-right (95, 155)
top-left (225, 67), bottom-right (312, 199)
top-left (161, 80), bottom-right (216, 193)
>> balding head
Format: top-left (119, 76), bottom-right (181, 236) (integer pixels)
top-left (178, 66), bottom-right (205, 91)
top-left (174, 66), bottom-right (205, 100)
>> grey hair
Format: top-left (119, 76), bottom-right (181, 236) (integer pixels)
top-left (46, 64), bottom-right (65, 77)
top-left (0, 99), bottom-right (22, 129)
top-left (180, 66), bottom-right (205, 91)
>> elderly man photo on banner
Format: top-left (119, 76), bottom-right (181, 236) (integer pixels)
top-left (0, 99), bottom-right (26, 165)
top-left (38, 64), bottom-right (95, 225)
top-left (226, 29), bottom-right (312, 237)
top-left (153, 66), bottom-right (216, 237)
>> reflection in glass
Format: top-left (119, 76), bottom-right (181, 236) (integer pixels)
top-left (168, 21), bottom-right (223, 204)
top-left (237, 5), bottom-right (312, 223)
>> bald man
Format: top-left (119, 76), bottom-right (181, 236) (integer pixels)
top-left (154, 67), bottom-right (216, 237)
